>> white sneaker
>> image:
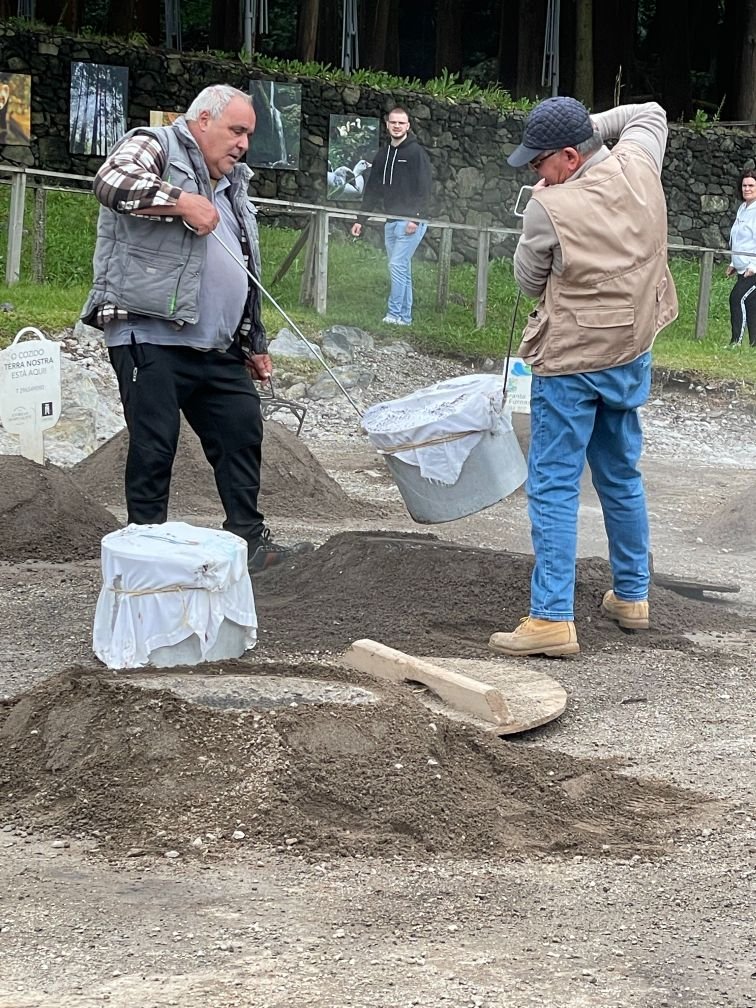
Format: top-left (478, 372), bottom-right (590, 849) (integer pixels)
top-left (382, 314), bottom-right (402, 324)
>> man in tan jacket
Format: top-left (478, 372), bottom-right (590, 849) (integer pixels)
top-left (489, 97), bottom-right (678, 657)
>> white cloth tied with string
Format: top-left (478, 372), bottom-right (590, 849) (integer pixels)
top-left (93, 522), bottom-right (257, 670)
top-left (362, 373), bottom-right (511, 485)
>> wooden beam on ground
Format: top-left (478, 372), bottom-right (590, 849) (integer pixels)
top-left (340, 638), bottom-right (514, 727)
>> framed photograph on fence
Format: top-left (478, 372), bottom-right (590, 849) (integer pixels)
top-left (0, 72), bottom-right (32, 147)
top-left (327, 114), bottom-right (379, 201)
top-left (247, 79), bottom-right (302, 170)
top-left (149, 110), bottom-right (182, 127)
top-left (69, 62), bottom-right (128, 156)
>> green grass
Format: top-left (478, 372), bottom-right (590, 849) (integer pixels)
top-left (0, 188), bottom-right (751, 387)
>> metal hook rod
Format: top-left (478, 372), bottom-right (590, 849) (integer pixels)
top-left (187, 222), bottom-right (365, 418)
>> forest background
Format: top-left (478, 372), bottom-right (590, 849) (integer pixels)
top-left (1, 1), bottom-right (754, 124)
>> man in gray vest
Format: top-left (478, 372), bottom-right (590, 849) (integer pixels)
top-left (82, 84), bottom-right (312, 573)
top-left (489, 98), bottom-right (678, 657)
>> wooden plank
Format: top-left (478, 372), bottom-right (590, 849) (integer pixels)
top-left (424, 656), bottom-right (568, 735)
top-left (340, 638), bottom-right (514, 727)
top-left (475, 229), bottom-right (490, 329)
top-left (313, 208), bottom-right (329, 315)
top-left (298, 217), bottom-right (317, 307)
top-left (6, 171), bottom-right (26, 285)
top-left (32, 186), bottom-right (47, 284)
top-left (271, 219), bottom-right (311, 287)
top-left (436, 226), bottom-right (452, 310)
top-left (694, 250), bottom-right (714, 342)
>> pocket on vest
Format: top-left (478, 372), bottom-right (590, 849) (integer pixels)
top-left (120, 248), bottom-right (189, 319)
top-left (655, 274), bottom-right (679, 332)
top-left (166, 158), bottom-right (199, 193)
top-left (576, 306), bottom-right (635, 358)
top-left (518, 308), bottom-right (548, 367)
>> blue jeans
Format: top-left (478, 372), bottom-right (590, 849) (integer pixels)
top-left (384, 220), bottom-right (427, 323)
top-left (527, 352), bottom-right (652, 621)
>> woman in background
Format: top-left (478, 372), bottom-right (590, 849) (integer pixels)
top-left (727, 170), bottom-right (756, 347)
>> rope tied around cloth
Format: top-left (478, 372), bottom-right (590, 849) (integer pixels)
top-left (110, 584), bottom-right (219, 596)
top-left (376, 429), bottom-right (481, 455)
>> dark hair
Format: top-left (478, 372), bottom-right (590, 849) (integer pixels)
top-left (385, 106), bottom-right (410, 122)
top-left (738, 169), bottom-right (756, 198)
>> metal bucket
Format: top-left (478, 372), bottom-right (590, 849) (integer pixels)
top-left (383, 418), bottom-right (527, 524)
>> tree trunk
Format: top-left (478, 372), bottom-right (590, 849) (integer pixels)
top-left (209, 0), bottom-right (243, 53)
top-left (363, 0), bottom-right (400, 72)
top-left (735, 0), bottom-right (756, 120)
top-left (36, 0), bottom-right (83, 31)
top-left (106, 0), bottom-right (161, 44)
top-left (495, 0), bottom-right (517, 92)
top-left (593, 0), bottom-right (637, 109)
top-left (315, 0), bottom-right (341, 67)
top-left (365, 0), bottom-right (391, 69)
top-left (435, 0), bottom-right (464, 75)
top-left (717, 0), bottom-right (739, 119)
top-left (647, 0), bottom-right (691, 119)
top-left (513, 0), bottom-right (547, 100)
top-left (574, 0), bottom-right (593, 107)
top-left (297, 0), bottom-right (320, 62)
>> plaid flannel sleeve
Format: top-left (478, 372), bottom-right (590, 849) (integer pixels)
top-left (93, 133), bottom-right (184, 214)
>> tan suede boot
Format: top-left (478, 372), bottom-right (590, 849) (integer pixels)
top-left (601, 590), bottom-right (649, 629)
top-left (488, 617), bottom-right (580, 657)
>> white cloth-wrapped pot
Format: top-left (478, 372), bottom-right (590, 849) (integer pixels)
top-left (93, 522), bottom-right (257, 670)
top-left (361, 373), bottom-right (508, 485)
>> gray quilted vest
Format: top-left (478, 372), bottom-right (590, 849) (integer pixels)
top-left (81, 118), bottom-right (262, 333)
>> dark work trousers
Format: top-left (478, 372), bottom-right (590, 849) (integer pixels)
top-left (729, 273), bottom-right (756, 345)
top-left (108, 340), bottom-right (265, 545)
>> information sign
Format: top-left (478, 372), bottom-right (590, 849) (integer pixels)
top-left (0, 326), bottom-right (61, 463)
top-left (504, 357), bottom-right (532, 414)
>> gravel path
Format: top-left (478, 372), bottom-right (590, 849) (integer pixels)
top-left (0, 331), bottom-right (754, 1008)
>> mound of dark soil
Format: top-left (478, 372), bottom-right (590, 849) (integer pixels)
top-left (253, 530), bottom-right (746, 657)
top-left (698, 481), bottom-right (756, 551)
top-left (0, 665), bottom-right (704, 860)
top-left (73, 420), bottom-right (370, 521)
top-left (0, 456), bottom-right (118, 562)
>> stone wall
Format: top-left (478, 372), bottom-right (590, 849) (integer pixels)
top-left (1, 25), bottom-right (754, 260)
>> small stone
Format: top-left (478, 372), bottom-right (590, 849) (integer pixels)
top-left (165, 850), bottom-right (180, 859)
top-left (232, 830), bottom-right (245, 840)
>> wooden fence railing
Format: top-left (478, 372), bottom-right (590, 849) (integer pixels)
top-left (0, 164), bottom-right (745, 335)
